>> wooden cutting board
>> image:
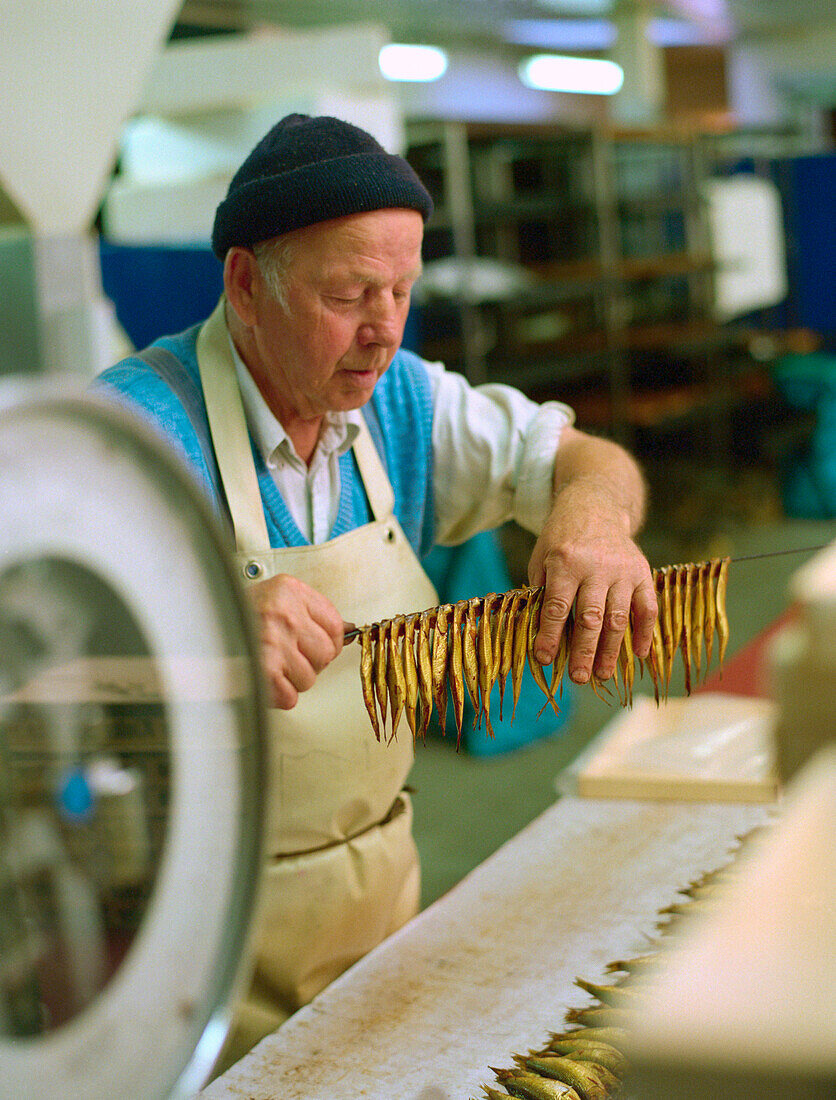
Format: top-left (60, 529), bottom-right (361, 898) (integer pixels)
top-left (559, 692), bottom-right (781, 804)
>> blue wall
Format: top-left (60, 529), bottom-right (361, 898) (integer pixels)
top-left (99, 240), bottom-right (223, 350)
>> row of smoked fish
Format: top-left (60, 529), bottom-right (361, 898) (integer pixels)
top-left (356, 557), bottom-right (731, 745)
top-left (477, 827), bottom-right (762, 1099)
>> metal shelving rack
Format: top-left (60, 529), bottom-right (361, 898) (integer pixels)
top-left (405, 120), bottom-right (758, 460)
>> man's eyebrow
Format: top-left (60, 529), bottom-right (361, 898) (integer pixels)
top-left (334, 263), bottom-right (423, 287)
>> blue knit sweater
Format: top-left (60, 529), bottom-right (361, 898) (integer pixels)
top-left (93, 325), bottom-right (436, 558)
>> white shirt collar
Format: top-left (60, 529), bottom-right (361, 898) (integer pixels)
top-left (226, 330), bottom-right (361, 469)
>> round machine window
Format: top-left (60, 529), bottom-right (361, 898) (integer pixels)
top-left (0, 557), bottom-right (169, 1036)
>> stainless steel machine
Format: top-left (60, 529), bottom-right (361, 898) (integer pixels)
top-left (0, 383), bottom-right (268, 1099)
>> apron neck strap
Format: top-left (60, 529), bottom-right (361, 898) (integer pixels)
top-left (350, 416), bottom-right (395, 522)
top-left (197, 300), bottom-right (270, 554)
top-left (197, 299), bottom-right (395, 553)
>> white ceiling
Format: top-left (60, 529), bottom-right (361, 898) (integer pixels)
top-left (170, 1), bottom-right (836, 115)
top-left (173, 0), bottom-right (836, 48)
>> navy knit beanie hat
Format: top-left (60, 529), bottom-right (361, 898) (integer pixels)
top-left (212, 113), bottom-right (433, 260)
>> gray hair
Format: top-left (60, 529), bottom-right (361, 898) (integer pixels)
top-left (252, 237), bottom-right (299, 310)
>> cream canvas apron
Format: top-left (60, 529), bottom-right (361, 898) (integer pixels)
top-left (196, 303), bottom-right (438, 1064)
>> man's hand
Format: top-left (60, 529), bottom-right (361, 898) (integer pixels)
top-left (527, 427), bottom-right (657, 685)
top-left (247, 573), bottom-right (345, 708)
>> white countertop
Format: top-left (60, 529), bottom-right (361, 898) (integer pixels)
top-left (201, 793), bottom-right (771, 1100)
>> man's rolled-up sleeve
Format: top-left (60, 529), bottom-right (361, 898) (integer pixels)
top-left (425, 360), bottom-right (575, 546)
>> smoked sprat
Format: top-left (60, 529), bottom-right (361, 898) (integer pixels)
top-left (355, 556), bottom-right (731, 746)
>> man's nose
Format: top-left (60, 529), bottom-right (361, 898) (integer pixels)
top-left (358, 294), bottom-right (403, 346)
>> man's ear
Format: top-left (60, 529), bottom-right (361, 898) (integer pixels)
top-left (223, 247), bottom-right (260, 327)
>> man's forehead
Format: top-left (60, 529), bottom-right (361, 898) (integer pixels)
top-left (286, 208), bottom-right (423, 248)
top-left (287, 211), bottom-right (423, 274)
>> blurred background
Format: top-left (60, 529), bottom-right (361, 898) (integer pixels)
top-left (2, 0), bottom-right (835, 905)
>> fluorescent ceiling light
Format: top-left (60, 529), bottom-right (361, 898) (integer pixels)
top-left (536, 0), bottom-right (611, 12)
top-left (379, 43), bottom-right (448, 82)
top-left (519, 54), bottom-right (624, 96)
top-left (648, 17), bottom-right (728, 45)
top-left (505, 19), bottom-right (616, 51)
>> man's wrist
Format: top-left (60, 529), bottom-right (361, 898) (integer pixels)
top-left (552, 472), bottom-right (639, 535)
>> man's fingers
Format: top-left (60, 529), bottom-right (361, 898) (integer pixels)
top-left (533, 587), bottom-right (574, 665)
top-left (259, 618), bottom-right (337, 673)
top-left (249, 573), bottom-right (346, 707)
top-left (630, 579), bottom-right (658, 660)
top-left (266, 674), bottom-right (300, 711)
top-left (302, 590), bottom-right (346, 652)
top-left (263, 629), bottom-right (335, 708)
top-left (566, 584), bottom-right (608, 683)
top-left (297, 617), bottom-right (343, 670)
top-left (592, 583), bottom-right (633, 680)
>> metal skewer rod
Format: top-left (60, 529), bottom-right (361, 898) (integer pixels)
top-left (723, 543), bottom-right (828, 564)
top-left (342, 542), bottom-right (830, 643)
top-left (342, 590), bottom-right (526, 644)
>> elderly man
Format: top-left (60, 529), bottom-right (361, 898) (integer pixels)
top-left (94, 113), bottom-right (656, 1063)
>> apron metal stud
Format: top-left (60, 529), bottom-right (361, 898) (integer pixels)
top-left (243, 560), bottom-right (264, 579)
top-left (384, 527), bottom-right (396, 543)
